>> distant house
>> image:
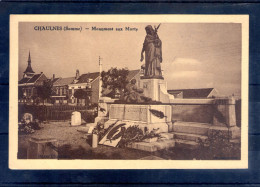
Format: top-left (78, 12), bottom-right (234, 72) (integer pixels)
top-left (168, 88), bottom-right (218, 99)
top-left (18, 52), bottom-right (48, 103)
top-left (68, 71), bottom-right (100, 105)
top-left (51, 76), bottom-right (75, 105)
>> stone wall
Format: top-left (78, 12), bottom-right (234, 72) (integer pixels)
top-left (169, 98), bottom-right (238, 126)
top-left (171, 104), bottom-right (214, 123)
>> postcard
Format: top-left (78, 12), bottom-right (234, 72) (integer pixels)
top-left (9, 15), bottom-right (248, 169)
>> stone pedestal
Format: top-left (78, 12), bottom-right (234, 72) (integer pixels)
top-left (140, 78), bottom-right (174, 103)
top-left (105, 104), bottom-right (172, 133)
top-left (27, 137), bottom-right (58, 159)
top-left (94, 97), bottom-right (117, 124)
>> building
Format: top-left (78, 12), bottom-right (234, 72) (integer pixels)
top-left (67, 69), bottom-right (141, 105)
top-left (18, 52), bottom-right (48, 103)
top-left (51, 76), bottom-right (75, 105)
top-left (167, 88), bottom-right (218, 99)
top-left (68, 71), bottom-right (100, 105)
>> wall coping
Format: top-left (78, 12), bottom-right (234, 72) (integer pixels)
top-left (100, 98), bottom-right (235, 105)
top-left (170, 99), bottom-right (215, 105)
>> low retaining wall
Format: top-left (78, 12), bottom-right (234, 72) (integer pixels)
top-left (170, 98), bottom-right (238, 127)
top-left (171, 104), bottom-right (214, 124)
top-left (98, 97), bottom-right (240, 128)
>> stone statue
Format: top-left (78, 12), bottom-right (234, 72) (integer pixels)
top-left (140, 24), bottom-right (163, 78)
top-left (121, 79), bottom-right (152, 103)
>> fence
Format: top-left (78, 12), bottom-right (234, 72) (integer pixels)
top-left (19, 104), bottom-right (97, 122)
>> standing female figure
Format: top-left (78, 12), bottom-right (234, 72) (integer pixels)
top-left (140, 25), bottom-right (163, 78)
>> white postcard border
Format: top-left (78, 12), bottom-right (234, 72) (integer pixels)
top-left (9, 15), bottom-right (249, 169)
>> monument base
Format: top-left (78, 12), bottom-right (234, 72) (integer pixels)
top-left (104, 104), bottom-right (172, 133)
top-left (140, 78), bottom-right (174, 103)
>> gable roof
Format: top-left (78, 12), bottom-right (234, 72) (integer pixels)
top-left (19, 74), bottom-right (44, 85)
top-left (168, 88), bottom-right (215, 98)
top-left (76, 72), bottom-right (100, 84)
top-left (127, 70), bottom-right (140, 81)
top-left (51, 78), bottom-right (60, 84)
top-left (53, 77), bottom-right (75, 86)
top-left (26, 74), bottom-right (42, 83)
top-left (18, 77), bottom-right (31, 84)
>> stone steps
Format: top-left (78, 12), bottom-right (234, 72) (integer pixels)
top-left (128, 139), bottom-right (175, 152)
top-left (175, 139), bottom-right (199, 149)
top-left (172, 132), bottom-right (208, 143)
top-left (125, 133), bottom-right (175, 152)
top-left (173, 121), bottom-right (211, 136)
top-left (171, 121), bottom-right (211, 149)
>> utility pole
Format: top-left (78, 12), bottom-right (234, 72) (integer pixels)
top-left (98, 56), bottom-right (103, 100)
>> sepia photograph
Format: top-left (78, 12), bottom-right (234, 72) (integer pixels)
top-left (9, 15), bottom-right (248, 169)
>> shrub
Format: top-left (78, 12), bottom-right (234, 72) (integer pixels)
top-left (18, 121), bottom-right (41, 135)
top-left (196, 130), bottom-right (241, 160)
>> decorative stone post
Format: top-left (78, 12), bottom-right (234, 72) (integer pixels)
top-left (210, 97), bottom-right (240, 140)
top-left (213, 97), bottom-right (236, 127)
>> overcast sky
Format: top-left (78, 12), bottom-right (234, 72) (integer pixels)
top-left (19, 22), bottom-right (241, 96)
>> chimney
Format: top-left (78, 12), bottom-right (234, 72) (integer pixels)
top-left (76, 69), bottom-right (80, 79)
top-left (53, 74), bottom-right (55, 80)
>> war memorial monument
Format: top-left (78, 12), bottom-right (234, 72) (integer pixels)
top-left (94, 25), bottom-right (241, 152)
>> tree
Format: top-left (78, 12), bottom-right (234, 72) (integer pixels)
top-left (37, 80), bottom-right (53, 105)
top-left (101, 68), bottom-right (129, 98)
top-left (74, 88), bottom-right (92, 106)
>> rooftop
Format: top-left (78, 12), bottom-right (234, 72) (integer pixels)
top-left (76, 72), bottom-right (100, 84)
top-left (53, 77), bottom-right (75, 86)
top-left (19, 74), bottom-right (43, 84)
top-left (18, 77), bottom-right (31, 84)
top-left (26, 74), bottom-right (42, 83)
top-left (126, 70), bottom-right (140, 81)
top-left (168, 88), bottom-right (215, 98)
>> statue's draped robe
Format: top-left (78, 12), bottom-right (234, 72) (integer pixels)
top-left (143, 33), bottom-right (162, 77)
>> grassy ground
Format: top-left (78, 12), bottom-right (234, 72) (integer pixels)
top-left (18, 121), bottom-right (240, 160)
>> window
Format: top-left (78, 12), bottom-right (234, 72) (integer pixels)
top-left (28, 88), bottom-right (31, 96)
